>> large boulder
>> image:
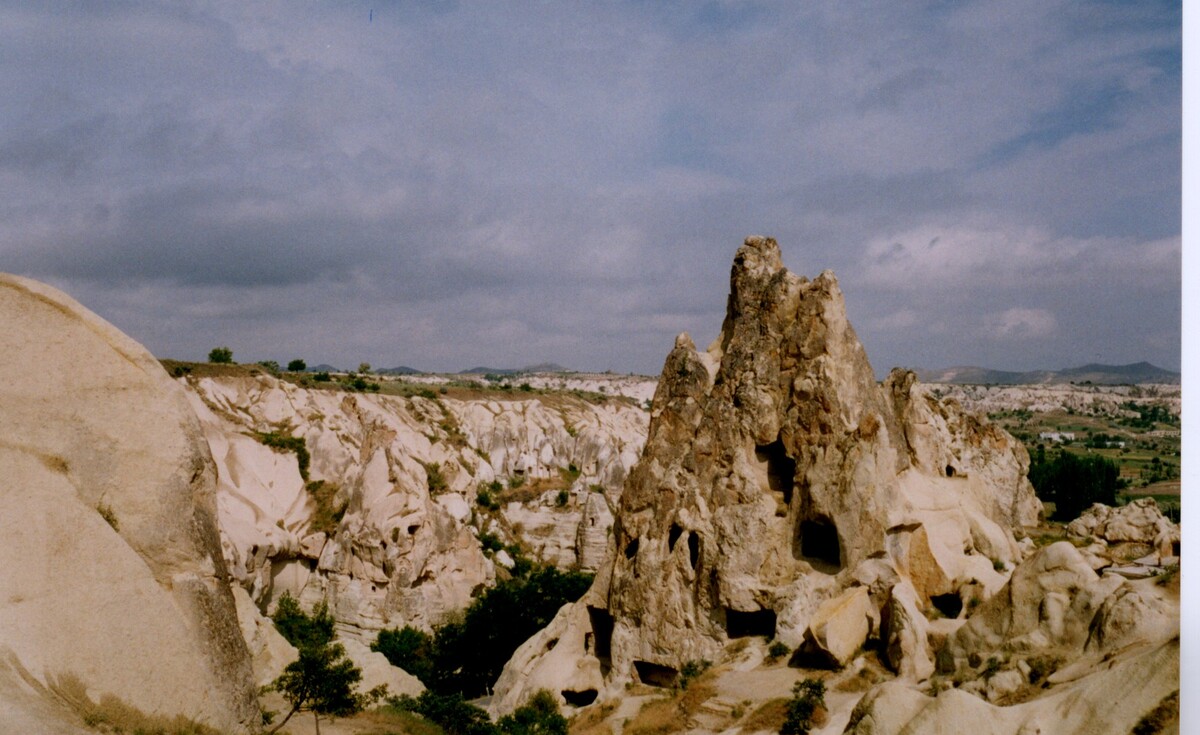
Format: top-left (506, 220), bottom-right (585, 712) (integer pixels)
top-left (0, 274), bottom-right (259, 732)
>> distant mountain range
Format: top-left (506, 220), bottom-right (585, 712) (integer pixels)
top-left (914, 362), bottom-right (1179, 386)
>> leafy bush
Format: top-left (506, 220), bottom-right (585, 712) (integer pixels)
top-left (272, 592), bottom-right (335, 650)
top-left (476, 487), bottom-right (500, 510)
top-left (314, 371), bottom-right (332, 382)
top-left (256, 431), bottom-right (310, 481)
top-left (373, 626), bottom-right (436, 684)
top-left (392, 691), bottom-right (496, 735)
top-left (555, 489), bottom-right (569, 507)
top-left (423, 462), bottom-right (447, 493)
top-left (306, 480), bottom-right (347, 535)
top-left (375, 563), bottom-right (592, 698)
top-left (780, 678), bottom-right (826, 735)
top-left (208, 346), bottom-right (233, 364)
top-left (1028, 446), bottom-right (1119, 520)
top-left (679, 659), bottom-right (711, 690)
top-left (767, 641), bottom-right (790, 662)
top-left (497, 690), bottom-right (568, 735)
top-left (257, 360), bottom-right (281, 373)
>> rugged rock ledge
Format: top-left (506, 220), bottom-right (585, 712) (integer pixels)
top-left (182, 373), bottom-right (646, 639)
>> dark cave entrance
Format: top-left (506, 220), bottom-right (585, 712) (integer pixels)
top-left (724, 607), bottom-right (777, 639)
top-left (794, 518), bottom-right (842, 573)
top-left (931, 593), bottom-right (963, 620)
top-left (756, 438), bottom-right (795, 508)
top-left (634, 660), bottom-right (679, 688)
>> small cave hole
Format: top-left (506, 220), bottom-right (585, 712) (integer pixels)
top-left (724, 607), bottom-right (777, 639)
top-left (624, 537), bottom-right (640, 559)
top-left (633, 660), bottom-right (679, 688)
top-left (587, 606), bottom-right (613, 663)
top-left (687, 532), bottom-right (700, 570)
top-left (561, 689), bottom-right (598, 707)
top-left (408, 524), bottom-right (420, 535)
top-left (545, 637), bottom-right (559, 652)
top-left (756, 438), bottom-right (796, 506)
top-left (668, 523), bottom-right (683, 551)
top-left (945, 465), bottom-right (956, 477)
top-left (795, 518), bottom-right (842, 572)
top-left (931, 593), bottom-right (964, 619)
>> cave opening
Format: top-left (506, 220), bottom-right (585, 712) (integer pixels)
top-left (931, 593), bottom-right (963, 619)
top-left (724, 607), bottom-right (777, 639)
top-left (945, 465), bottom-right (956, 477)
top-left (795, 518), bottom-right (842, 573)
top-left (624, 538), bottom-right (639, 559)
top-left (756, 438), bottom-right (796, 506)
top-left (561, 689), bottom-right (598, 706)
top-left (587, 605), bottom-right (613, 675)
top-left (687, 532), bottom-right (700, 570)
top-left (668, 523), bottom-right (683, 551)
top-left (633, 660), bottom-right (679, 688)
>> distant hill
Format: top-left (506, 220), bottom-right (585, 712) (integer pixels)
top-left (376, 365), bottom-right (421, 375)
top-left (915, 362), bottom-right (1179, 386)
top-left (458, 363), bottom-right (570, 375)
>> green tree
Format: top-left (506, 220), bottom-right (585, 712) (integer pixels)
top-left (780, 678), bottom-right (826, 735)
top-left (372, 625), bottom-right (436, 684)
top-left (497, 690), bottom-right (568, 735)
top-left (208, 346), bottom-right (233, 364)
top-left (288, 358), bottom-right (307, 372)
top-left (272, 592), bottom-right (335, 650)
top-left (358, 362), bottom-right (372, 374)
top-left (268, 593), bottom-right (382, 734)
top-left (267, 641), bottom-right (381, 735)
top-left (1028, 448), bottom-right (1120, 521)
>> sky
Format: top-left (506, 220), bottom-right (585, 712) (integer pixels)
top-left (0, 0), bottom-right (1182, 375)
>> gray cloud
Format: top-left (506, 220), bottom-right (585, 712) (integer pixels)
top-left (0, 0), bottom-right (1180, 374)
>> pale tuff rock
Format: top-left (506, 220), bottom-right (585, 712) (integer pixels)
top-left (1067, 498), bottom-right (1180, 560)
top-left (489, 603), bottom-right (606, 716)
top-left (882, 581), bottom-right (935, 681)
top-left (183, 374), bottom-right (645, 638)
top-left (339, 638), bottom-right (425, 698)
top-left (845, 637), bottom-right (1179, 735)
top-left (802, 586), bottom-right (873, 667)
top-left (232, 584), bottom-right (297, 688)
top-left (491, 237), bottom-right (1041, 711)
top-left (0, 275), bottom-right (259, 732)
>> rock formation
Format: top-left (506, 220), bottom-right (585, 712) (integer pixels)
top-left (490, 237), bottom-right (1042, 713)
top-left (182, 374), bottom-right (646, 638)
top-left (0, 275), bottom-right (260, 732)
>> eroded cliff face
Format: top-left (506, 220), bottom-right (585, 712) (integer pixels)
top-left (0, 275), bottom-right (259, 732)
top-left (181, 375), bottom-right (647, 638)
top-left (490, 236), bottom-right (1043, 713)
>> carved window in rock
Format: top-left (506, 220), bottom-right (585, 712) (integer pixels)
top-left (755, 438), bottom-right (795, 517)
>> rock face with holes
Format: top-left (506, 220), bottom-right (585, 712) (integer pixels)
top-left (489, 237), bottom-right (1042, 714)
top-left (0, 275), bottom-right (260, 733)
top-left (182, 375), bottom-right (645, 639)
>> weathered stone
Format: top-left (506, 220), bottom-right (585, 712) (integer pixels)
top-left (804, 586), bottom-right (873, 667)
top-left (0, 274), bottom-right (259, 732)
top-left (491, 238), bottom-right (1041, 711)
top-left (882, 581), bottom-right (934, 681)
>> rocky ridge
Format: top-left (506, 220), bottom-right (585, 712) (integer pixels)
top-left (181, 374), bottom-right (647, 640)
top-left (488, 238), bottom-right (1180, 735)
